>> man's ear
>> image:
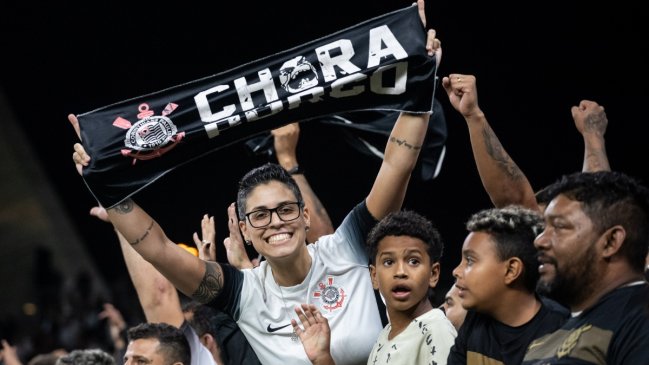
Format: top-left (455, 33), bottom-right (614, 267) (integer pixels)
top-left (369, 265), bottom-right (379, 290)
top-left (504, 257), bottom-right (523, 285)
top-left (601, 225), bottom-right (626, 259)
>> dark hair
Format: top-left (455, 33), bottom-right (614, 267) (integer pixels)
top-left (236, 163), bottom-right (304, 220)
top-left (367, 210), bottom-right (444, 265)
top-left (127, 322), bottom-right (190, 365)
top-left (466, 205), bottom-right (543, 292)
top-left (541, 171), bottom-right (649, 273)
top-left (54, 350), bottom-right (115, 365)
top-left (181, 301), bottom-right (218, 337)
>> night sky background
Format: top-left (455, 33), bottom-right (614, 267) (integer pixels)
top-left (1, 0), bottom-right (648, 304)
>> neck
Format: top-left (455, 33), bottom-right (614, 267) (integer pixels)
top-left (570, 267), bottom-right (644, 312)
top-left (387, 299), bottom-right (433, 340)
top-left (269, 245), bottom-right (312, 286)
top-left (491, 289), bottom-right (541, 327)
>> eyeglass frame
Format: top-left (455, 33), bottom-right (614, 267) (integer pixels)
top-left (244, 201), bottom-right (304, 228)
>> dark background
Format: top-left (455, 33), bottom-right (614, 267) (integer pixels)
top-left (1, 0), bottom-right (648, 311)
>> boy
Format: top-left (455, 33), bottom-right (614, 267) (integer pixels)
top-left (366, 210), bottom-right (456, 364)
top-left (449, 205), bottom-right (568, 365)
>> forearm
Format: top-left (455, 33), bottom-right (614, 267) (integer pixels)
top-left (465, 113), bottom-right (537, 210)
top-left (292, 174), bottom-right (334, 242)
top-left (367, 112), bottom-right (429, 219)
top-left (116, 230), bottom-right (185, 327)
top-left (107, 199), bottom-right (208, 299)
top-left (582, 133), bottom-right (610, 172)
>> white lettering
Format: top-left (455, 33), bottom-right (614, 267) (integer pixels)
top-left (194, 85), bottom-right (235, 123)
top-left (287, 87), bottom-right (325, 109)
top-left (330, 74), bottom-right (367, 98)
top-left (315, 40), bottom-right (361, 82)
top-left (367, 25), bottom-right (408, 68)
top-left (370, 62), bottom-right (407, 95)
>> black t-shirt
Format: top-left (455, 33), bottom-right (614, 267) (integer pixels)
top-left (523, 283), bottom-right (649, 365)
top-left (448, 296), bottom-right (569, 365)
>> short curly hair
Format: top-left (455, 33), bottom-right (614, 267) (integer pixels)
top-left (367, 210), bottom-right (444, 266)
top-left (465, 205), bottom-right (543, 292)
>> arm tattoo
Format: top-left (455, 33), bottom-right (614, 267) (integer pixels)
top-left (129, 220), bottom-right (154, 246)
top-left (482, 125), bottom-right (524, 180)
top-left (389, 136), bottom-right (422, 151)
top-left (112, 199), bottom-right (134, 214)
top-left (192, 261), bottom-right (222, 304)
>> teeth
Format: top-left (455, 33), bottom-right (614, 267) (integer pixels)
top-left (268, 233), bottom-right (291, 244)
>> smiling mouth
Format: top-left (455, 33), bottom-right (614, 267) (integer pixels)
top-left (267, 233), bottom-right (292, 244)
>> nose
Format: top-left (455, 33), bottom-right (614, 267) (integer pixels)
top-left (268, 209), bottom-right (284, 226)
top-left (534, 229), bottom-right (549, 249)
top-left (394, 261), bottom-right (407, 278)
top-left (452, 262), bottom-right (462, 280)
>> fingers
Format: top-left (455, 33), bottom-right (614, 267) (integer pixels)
top-left (68, 113), bottom-right (81, 140)
top-left (192, 232), bottom-right (202, 246)
top-left (417, 0), bottom-right (426, 27)
top-left (294, 303), bottom-right (323, 329)
top-left (425, 29), bottom-right (439, 57)
top-left (89, 206), bottom-right (109, 222)
top-left (72, 142), bottom-right (90, 176)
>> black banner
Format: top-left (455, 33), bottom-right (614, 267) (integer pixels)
top-left (78, 4), bottom-right (437, 208)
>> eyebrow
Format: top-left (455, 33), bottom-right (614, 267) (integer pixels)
top-left (248, 200), bottom-right (295, 211)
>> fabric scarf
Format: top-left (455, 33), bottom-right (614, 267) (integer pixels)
top-left (77, 3), bottom-right (438, 208)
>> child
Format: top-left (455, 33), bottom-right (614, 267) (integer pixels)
top-left (448, 205), bottom-right (568, 365)
top-left (291, 210), bottom-right (456, 365)
top-left (366, 210), bottom-right (456, 364)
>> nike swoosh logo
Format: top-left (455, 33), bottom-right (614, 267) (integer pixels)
top-left (267, 323), bottom-right (291, 332)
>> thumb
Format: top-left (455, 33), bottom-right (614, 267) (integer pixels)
top-left (89, 206), bottom-right (109, 222)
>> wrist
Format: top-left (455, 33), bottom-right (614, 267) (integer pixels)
top-left (286, 164), bottom-right (305, 175)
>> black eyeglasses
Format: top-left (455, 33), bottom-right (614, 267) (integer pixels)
top-left (245, 202), bottom-right (303, 228)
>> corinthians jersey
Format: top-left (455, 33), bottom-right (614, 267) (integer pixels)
top-left (212, 201), bottom-right (383, 365)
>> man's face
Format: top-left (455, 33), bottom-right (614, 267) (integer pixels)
top-left (452, 231), bottom-right (508, 314)
top-left (440, 284), bottom-right (467, 330)
top-left (124, 338), bottom-right (166, 365)
top-left (534, 194), bottom-right (600, 308)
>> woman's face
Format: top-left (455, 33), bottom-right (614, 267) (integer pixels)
top-left (239, 181), bottom-right (310, 262)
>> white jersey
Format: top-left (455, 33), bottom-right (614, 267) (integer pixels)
top-left (182, 321), bottom-right (220, 365)
top-left (367, 308), bottom-right (457, 365)
top-left (213, 202), bottom-right (383, 365)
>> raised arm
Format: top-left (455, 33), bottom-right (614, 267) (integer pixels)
top-left (90, 206), bottom-right (185, 326)
top-left (366, 24), bottom-right (440, 219)
top-left (571, 99), bottom-right (610, 172)
top-left (272, 122), bottom-right (334, 242)
top-left (70, 114), bottom-right (223, 305)
top-left (441, 74), bottom-right (538, 211)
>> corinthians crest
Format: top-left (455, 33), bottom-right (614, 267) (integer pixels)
top-left (113, 102), bottom-right (185, 164)
top-left (313, 276), bottom-right (346, 312)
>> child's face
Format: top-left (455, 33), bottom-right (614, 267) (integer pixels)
top-left (452, 231), bottom-right (507, 313)
top-left (370, 235), bottom-right (439, 315)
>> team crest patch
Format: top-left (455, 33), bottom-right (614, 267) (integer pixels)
top-left (113, 102), bottom-right (185, 164)
top-left (557, 324), bottom-right (592, 358)
top-left (312, 276), bottom-right (346, 312)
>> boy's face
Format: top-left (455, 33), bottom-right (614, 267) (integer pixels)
top-left (452, 231), bottom-right (507, 313)
top-left (370, 235), bottom-right (439, 314)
